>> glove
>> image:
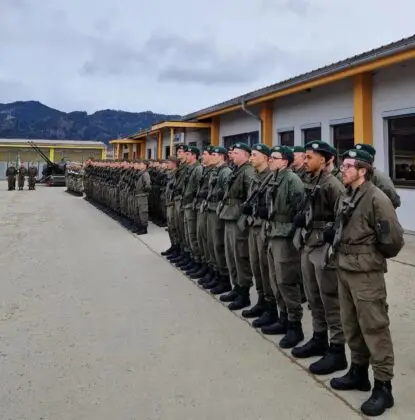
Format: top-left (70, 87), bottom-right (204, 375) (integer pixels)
top-left (241, 203), bottom-right (253, 215)
top-left (323, 225), bottom-right (335, 244)
top-left (293, 213), bottom-right (306, 228)
top-left (257, 206), bottom-right (269, 219)
top-left (217, 190), bottom-right (225, 200)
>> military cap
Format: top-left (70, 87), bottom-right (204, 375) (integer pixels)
top-left (251, 143), bottom-right (271, 156)
top-left (211, 146), bottom-right (227, 155)
top-left (187, 145), bottom-right (200, 155)
top-left (176, 144), bottom-right (189, 152)
top-left (355, 143), bottom-right (376, 157)
top-left (271, 145), bottom-right (294, 164)
top-left (342, 149), bottom-right (374, 164)
top-left (233, 142), bottom-right (251, 153)
top-left (305, 140), bottom-right (335, 156)
top-left (292, 146), bottom-right (305, 153)
top-left (203, 144), bottom-right (214, 153)
top-left (228, 145), bottom-right (234, 151)
top-left (142, 159), bottom-right (150, 166)
top-left (329, 145), bottom-right (338, 155)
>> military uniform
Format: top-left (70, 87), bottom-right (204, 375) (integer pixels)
top-left (326, 149), bottom-right (404, 417)
top-left (6, 165), bottom-right (17, 190)
top-left (219, 142), bottom-right (255, 311)
top-left (133, 161), bottom-right (151, 234)
top-left (17, 166), bottom-right (27, 190)
top-left (28, 165), bottom-right (38, 190)
top-left (291, 141), bottom-right (347, 376)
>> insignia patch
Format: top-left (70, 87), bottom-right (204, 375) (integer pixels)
top-left (356, 145), bottom-right (362, 149)
top-left (312, 143), bottom-right (319, 149)
top-left (349, 151), bottom-right (357, 157)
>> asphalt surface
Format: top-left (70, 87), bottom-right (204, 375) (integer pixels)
top-left (0, 182), bottom-right (413, 419)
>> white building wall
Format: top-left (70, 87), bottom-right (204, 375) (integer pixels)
top-left (372, 59), bottom-right (415, 232)
top-left (162, 130), bottom-right (171, 158)
top-left (219, 107), bottom-right (261, 144)
top-left (146, 137), bottom-right (157, 159)
top-left (273, 79), bottom-right (354, 146)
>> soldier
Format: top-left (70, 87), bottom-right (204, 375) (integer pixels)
top-left (324, 149), bottom-right (404, 417)
top-left (189, 145), bottom-right (215, 280)
top-left (291, 146), bottom-right (307, 181)
top-left (132, 159), bottom-right (152, 235)
top-left (161, 157), bottom-right (180, 258)
top-left (6, 163), bottom-right (17, 191)
top-left (239, 143), bottom-right (277, 329)
top-left (218, 142), bottom-right (255, 311)
top-left (17, 164), bottom-right (27, 190)
top-left (180, 146), bottom-right (203, 274)
top-left (169, 145), bottom-right (190, 268)
top-left (326, 146), bottom-right (343, 181)
top-left (291, 140), bottom-right (347, 375)
top-left (200, 146), bottom-right (233, 294)
top-left (259, 146), bottom-right (305, 349)
top-left (27, 164), bottom-right (38, 190)
top-left (354, 143), bottom-right (401, 209)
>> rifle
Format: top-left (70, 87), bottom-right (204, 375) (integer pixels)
top-left (292, 171), bottom-right (323, 251)
top-left (237, 171), bottom-right (275, 232)
top-left (321, 187), bottom-right (362, 269)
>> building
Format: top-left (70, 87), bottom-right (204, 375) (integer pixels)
top-left (0, 139), bottom-right (107, 179)
top-left (111, 34), bottom-right (415, 232)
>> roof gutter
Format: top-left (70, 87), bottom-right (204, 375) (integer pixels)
top-left (240, 100), bottom-right (263, 144)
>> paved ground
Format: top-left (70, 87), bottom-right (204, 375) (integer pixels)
top-left (0, 182), bottom-right (414, 420)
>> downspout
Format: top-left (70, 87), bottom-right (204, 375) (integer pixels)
top-left (241, 100), bottom-right (263, 144)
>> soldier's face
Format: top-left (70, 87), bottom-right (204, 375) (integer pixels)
top-left (304, 151), bottom-right (325, 173)
top-left (210, 152), bottom-right (221, 165)
top-left (202, 151), bottom-right (211, 165)
top-left (341, 158), bottom-right (364, 185)
top-left (232, 148), bottom-right (249, 166)
top-left (269, 152), bottom-right (286, 171)
top-left (249, 150), bottom-right (267, 168)
top-left (177, 149), bottom-right (185, 160)
top-left (293, 152), bottom-right (305, 167)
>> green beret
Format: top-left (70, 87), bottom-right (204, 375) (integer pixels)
top-left (342, 149), bottom-right (374, 164)
top-left (251, 143), bottom-right (271, 157)
top-left (271, 145), bottom-right (294, 164)
top-left (176, 144), bottom-right (189, 152)
top-left (305, 140), bottom-right (334, 156)
top-left (355, 143), bottom-right (376, 157)
top-left (233, 142), bottom-right (251, 153)
top-left (203, 144), bottom-right (214, 153)
top-left (329, 145), bottom-right (338, 156)
top-left (292, 146), bottom-right (305, 153)
top-left (211, 146), bottom-right (227, 155)
top-left (228, 145), bottom-right (234, 151)
top-left (187, 146), bottom-right (200, 155)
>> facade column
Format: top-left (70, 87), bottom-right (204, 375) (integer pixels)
top-left (157, 130), bottom-right (163, 159)
top-left (101, 148), bottom-right (107, 160)
top-left (354, 73), bottom-right (373, 144)
top-left (128, 144), bottom-right (133, 160)
top-left (210, 117), bottom-right (220, 146)
top-left (170, 128), bottom-right (175, 153)
top-left (259, 102), bottom-right (274, 147)
top-left (49, 147), bottom-right (55, 162)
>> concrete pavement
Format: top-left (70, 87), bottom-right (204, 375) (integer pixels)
top-left (0, 182), bottom-right (414, 419)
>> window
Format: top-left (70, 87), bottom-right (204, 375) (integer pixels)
top-left (388, 115), bottom-right (415, 185)
top-left (279, 131), bottom-right (294, 146)
top-left (164, 146), bottom-right (171, 159)
top-left (302, 127), bottom-right (321, 144)
top-left (223, 130), bottom-right (259, 149)
top-left (147, 148), bottom-right (152, 159)
top-left (332, 123), bottom-right (354, 155)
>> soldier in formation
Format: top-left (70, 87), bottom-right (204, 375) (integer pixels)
top-left (17, 164), bottom-right (27, 190)
top-left (5, 162), bottom-right (38, 191)
top-left (65, 162), bottom-right (85, 195)
top-left (157, 140), bottom-right (403, 418)
top-left (5, 163), bottom-right (17, 190)
top-left (27, 164), bottom-right (38, 190)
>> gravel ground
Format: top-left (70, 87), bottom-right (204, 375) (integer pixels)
top-left (0, 182), bottom-right (413, 419)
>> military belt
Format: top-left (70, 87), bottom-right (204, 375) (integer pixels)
top-left (338, 243), bottom-right (376, 254)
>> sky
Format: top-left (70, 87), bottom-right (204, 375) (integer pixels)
top-left (1, 0), bottom-right (415, 116)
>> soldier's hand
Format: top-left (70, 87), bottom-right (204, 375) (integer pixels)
top-left (293, 213), bottom-right (306, 228)
top-left (241, 203), bottom-right (253, 215)
top-left (323, 225), bottom-right (335, 244)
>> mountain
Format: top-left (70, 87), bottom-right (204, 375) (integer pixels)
top-left (0, 101), bottom-right (181, 144)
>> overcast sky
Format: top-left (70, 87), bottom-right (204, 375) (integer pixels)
top-left (1, 0), bottom-right (414, 116)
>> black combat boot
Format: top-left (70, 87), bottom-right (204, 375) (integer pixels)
top-left (330, 363), bottom-right (371, 392)
top-left (186, 263), bottom-right (201, 276)
top-left (252, 301), bottom-right (278, 328)
top-left (181, 259), bottom-right (195, 271)
top-left (136, 225), bottom-right (148, 235)
top-left (241, 296), bottom-right (265, 319)
top-left (198, 267), bottom-right (215, 285)
top-left (220, 285), bottom-right (240, 302)
top-left (228, 287), bottom-right (250, 311)
top-left (169, 251), bottom-right (185, 263)
top-left (291, 331), bottom-right (328, 359)
top-left (261, 311), bottom-right (288, 335)
top-left (210, 275), bottom-right (232, 295)
top-left (360, 379), bottom-right (394, 417)
top-left (309, 343), bottom-right (348, 375)
top-left (279, 321), bottom-right (304, 349)
top-left (161, 245), bottom-right (175, 256)
top-left (176, 254), bottom-right (190, 268)
top-left (203, 271), bottom-right (219, 289)
top-left (190, 264), bottom-right (208, 279)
